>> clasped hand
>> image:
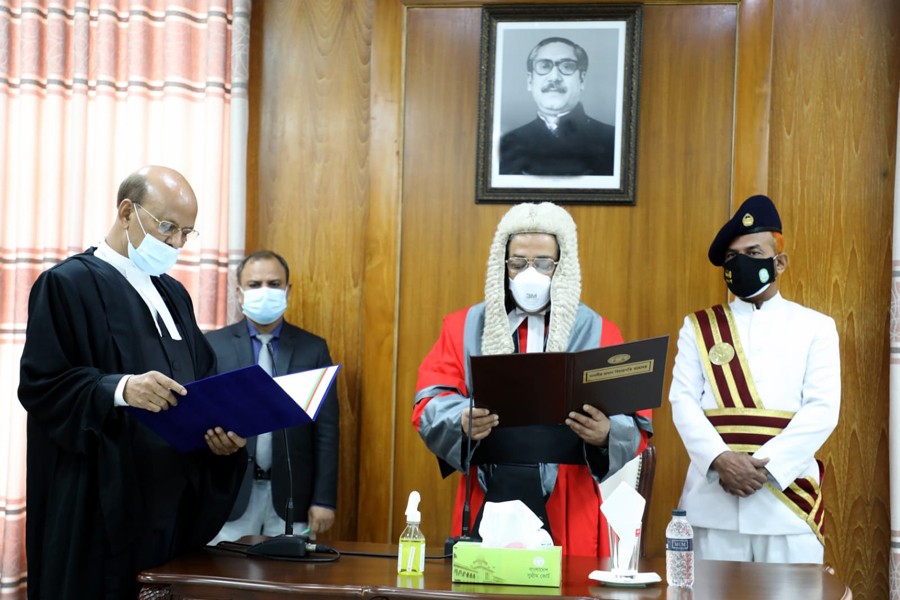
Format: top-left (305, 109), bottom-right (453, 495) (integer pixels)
top-left (712, 451), bottom-right (770, 497)
top-left (460, 403), bottom-right (610, 447)
top-left (125, 370), bottom-right (247, 456)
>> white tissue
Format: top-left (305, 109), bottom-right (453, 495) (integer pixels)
top-left (477, 500), bottom-right (554, 549)
top-left (600, 482), bottom-right (645, 565)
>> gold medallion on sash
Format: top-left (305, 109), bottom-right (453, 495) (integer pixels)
top-left (689, 305), bottom-right (825, 543)
top-left (708, 342), bottom-right (735, 365)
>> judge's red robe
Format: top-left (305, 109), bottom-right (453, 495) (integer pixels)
top-left (413, 303), bottom-right (651, 557)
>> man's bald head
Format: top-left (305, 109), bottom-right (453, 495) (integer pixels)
top-left (117, 166), bottom-right (197, 210)
top-left (108, 166), bottom-right (199, 256)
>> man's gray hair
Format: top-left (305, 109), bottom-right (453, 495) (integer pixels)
top-left (116, 173), bottom-right (149, 207)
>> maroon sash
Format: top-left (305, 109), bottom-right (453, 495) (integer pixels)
top-left (689, 305), bottom-right (825, 542)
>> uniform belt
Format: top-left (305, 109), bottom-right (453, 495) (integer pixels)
top-left (253, 464), bottom-right (271, 481)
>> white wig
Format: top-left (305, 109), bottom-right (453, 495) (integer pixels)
top-left (481, 202), bottom-right (581, 355)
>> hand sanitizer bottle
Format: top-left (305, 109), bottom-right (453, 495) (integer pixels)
top-left (398, 491), bottom-right (425, 575)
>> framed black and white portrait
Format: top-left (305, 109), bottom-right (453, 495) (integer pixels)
top-left (475, 5), bottom-right (642, 205)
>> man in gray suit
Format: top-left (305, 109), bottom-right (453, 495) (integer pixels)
top-left (208, 250), bottom-right (339, 542)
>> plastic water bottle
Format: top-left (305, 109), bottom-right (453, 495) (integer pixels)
top-left (398, 491), bottom-right (425, 575)
top-left (665, 509), bottom-right (694, 588)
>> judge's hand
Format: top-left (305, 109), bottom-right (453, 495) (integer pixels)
top-left (712, 451), bottom-right (770, 497)
top-left (124, 371), bottom-right (186, 412)
top-left (204, 427), bottom-right (246, 456)
top-left (308, 506), bottom-right (335, 534)
top-left (460, 407), bottom-right (498, 441)
top-left (566, 404), bottom-right (610, 446)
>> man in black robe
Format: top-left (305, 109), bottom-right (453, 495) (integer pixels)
top-left (18, 166), bottom-right (247, 599)
top-left (499, 36), bottom-right (616, 176)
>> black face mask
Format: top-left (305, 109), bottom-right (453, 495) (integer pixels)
top-left (723, 254), bottom-right (777, 299)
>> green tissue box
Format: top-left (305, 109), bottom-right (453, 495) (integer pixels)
top-left (451, 541), bottom-right (562, 587)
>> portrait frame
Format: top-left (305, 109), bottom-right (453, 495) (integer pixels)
top-left (475, 5), bottom-right (643, 205)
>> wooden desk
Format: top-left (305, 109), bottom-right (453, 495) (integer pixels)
top-left (138, 541), bottom-right (851, 599)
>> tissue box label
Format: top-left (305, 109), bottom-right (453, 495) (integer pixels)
top-left (451, 542), bottom-right (562, 587)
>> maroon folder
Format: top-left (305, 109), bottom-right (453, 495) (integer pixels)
top-left (469, 336), bottom-right (668, 427)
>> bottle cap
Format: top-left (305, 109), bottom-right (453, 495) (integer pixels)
top-left (405, 490), bottom-right (421, 523)
top-left (672, 509), bottom-right (686, 516)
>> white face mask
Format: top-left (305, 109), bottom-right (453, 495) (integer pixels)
top-left (241, 287), bottom-right (288, 325)
top-left (509, 267), bottom-right (552, 313)
top-left (126, 213), bottom-right (180, 276)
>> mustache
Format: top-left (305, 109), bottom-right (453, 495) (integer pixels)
top-left (541, 82), bottom-right (568, 93)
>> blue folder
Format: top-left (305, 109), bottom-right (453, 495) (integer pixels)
top-left (127, 364), bottom-right (340, 453)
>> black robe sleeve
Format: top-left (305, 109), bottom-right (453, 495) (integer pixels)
top-left (19, 259), bottom-right (122, 453)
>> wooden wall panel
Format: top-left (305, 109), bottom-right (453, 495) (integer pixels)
top-left (247, 0), bottom-right (372, 541)
top-left (732, 0), bottom-right (774, 201)
top-left (767, 1), bottom-right (900, 597)
top-left (358, 0), bottom-right (404, 542)
top-left (393, 6), bottom-right (500, 540)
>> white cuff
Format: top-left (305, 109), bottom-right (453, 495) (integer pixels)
top-left (114, 375), bottom-right (132, 407)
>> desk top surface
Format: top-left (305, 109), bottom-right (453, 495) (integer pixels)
top-left (138, 540), bottom-right (850, 599)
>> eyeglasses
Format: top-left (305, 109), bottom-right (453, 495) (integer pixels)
top-left (532, 58), bottom-right (580, 76)
top-left (135, 203), bottom-right (199, 242)
top-left (505, 257), bottom-right (558, 275)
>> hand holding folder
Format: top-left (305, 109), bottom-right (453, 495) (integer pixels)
top-left (469, 336), bottom-right (668, 428)
top-left (127, 364), bottom-right (341, 452)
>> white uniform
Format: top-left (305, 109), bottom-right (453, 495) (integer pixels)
top-left (669, 293), bottom-right (840, 562)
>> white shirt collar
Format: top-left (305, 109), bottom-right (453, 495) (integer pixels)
top-left (537, 111), bottom-right (571, 133)
top-left (94, 239), bottom-right (135, 276)
top-left (507, 307), bottom-right (548, 353)
top-left (93, 240), bottom-right (182, 340)
top-left (732, 291), bottom-right (785, 314)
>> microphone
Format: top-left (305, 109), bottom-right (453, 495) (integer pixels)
top-left (247, 341), bottom-right (309, 559)
top-left (282, 426), bottom-right (295, 535)
top-left (444, 393), bottom-right (477, 555)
